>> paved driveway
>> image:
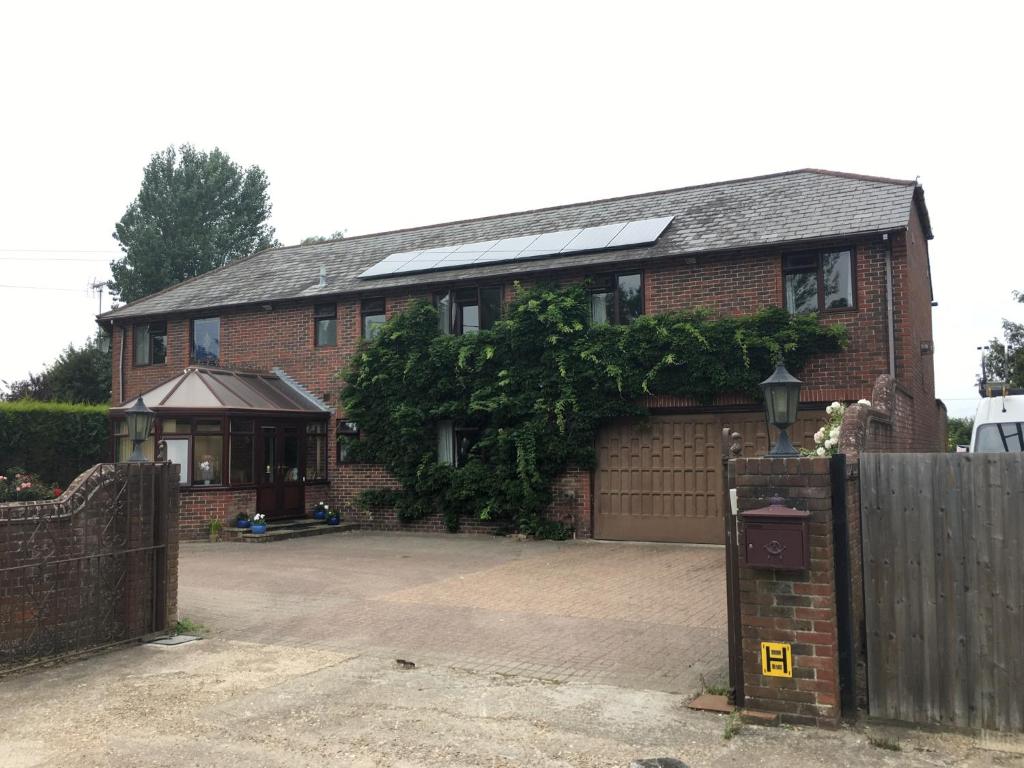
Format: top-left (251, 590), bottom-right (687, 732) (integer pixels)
top-left (180, 532), bottom-right (728, 694)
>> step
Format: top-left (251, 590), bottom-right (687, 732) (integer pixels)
top-left (225, 519), bottom-right (360, 543)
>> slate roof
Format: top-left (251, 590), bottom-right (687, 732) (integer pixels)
top-left (99, 169), bottom-right (930, 321)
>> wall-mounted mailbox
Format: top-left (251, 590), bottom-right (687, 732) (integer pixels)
top-left (741, 497), bottom-right (811, 570)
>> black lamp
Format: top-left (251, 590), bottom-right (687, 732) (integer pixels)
top-left (124, 396), bottom-right (155, 462)
top-left (760, 362), bottom-right (802, 457)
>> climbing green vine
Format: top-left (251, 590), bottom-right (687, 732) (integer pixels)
top-left (340, 283), bottom-right (846, 534)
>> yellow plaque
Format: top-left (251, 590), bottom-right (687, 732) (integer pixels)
top-left (761, 641), bottom-right (792, 677)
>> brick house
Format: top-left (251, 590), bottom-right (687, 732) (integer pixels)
top-left (98, 169), bottom-right (944, 541)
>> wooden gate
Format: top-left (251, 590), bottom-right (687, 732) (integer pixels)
top-left (861, 453), bottom-right (1024, 731)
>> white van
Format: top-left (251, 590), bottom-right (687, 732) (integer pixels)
top-left (970, 384), bottom-right (1024, 452)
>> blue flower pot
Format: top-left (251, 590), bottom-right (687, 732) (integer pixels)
top-left (236, 518), bottom-right (251, 529)
top-left (251, 523), bottom-right (268, 534)
top-left (313, 509), bottom-right (326, 520)
top-left (327, 517), bottom-right (341, 526)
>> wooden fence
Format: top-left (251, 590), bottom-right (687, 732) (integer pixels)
top-left (861, 453), bottom-right (1024, 731)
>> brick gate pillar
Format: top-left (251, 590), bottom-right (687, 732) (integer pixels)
top-left (734, 456), bottom-right (841, 727)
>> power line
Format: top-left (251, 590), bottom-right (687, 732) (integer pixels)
top-left (0, 248), bottom-right (119, 254)
top-left (0, 256), bottom-right (111, 262)
top-left (0, 284), bottom-right (88, 292)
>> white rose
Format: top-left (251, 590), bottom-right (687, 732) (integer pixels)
top-left (829, 427), bottom-right (840, 440)
top-left (816, 447), bottom-right (826, 456)
top-left (825, 405), bottom-right (834, 415)
top-left (814, 429), bottom-right (825, 444)
top-left (831, 401), bottom-right (841, 410)
top-left (858, 399), bottom-right (871, 407)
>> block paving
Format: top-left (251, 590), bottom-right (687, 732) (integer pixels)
top-left (179, 531), bottom-right (728, 693)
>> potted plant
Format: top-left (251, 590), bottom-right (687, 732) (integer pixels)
top-left (312, 501), bottom-right (329, 521)
top-left (236, 512), bottom-right (251, 530)
top-left (250, 512), bottom-right (268, 534)
top-left (326, 508), bottom-right (341, 526)
top-left (208, 518), bottom-right (222, 542)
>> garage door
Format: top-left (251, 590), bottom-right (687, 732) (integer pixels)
top-left (593, 411), bottom-right (824, 544)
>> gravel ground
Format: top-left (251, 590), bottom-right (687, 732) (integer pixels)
top-left (1, 638), bottom-right (1021, 768)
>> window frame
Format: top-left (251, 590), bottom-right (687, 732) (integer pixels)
top-left (132, 321), bottom-right (167, 367)
top-left (336, 420), bottom-right (360, 465)
top-left (433, 285), bottom-right (503, 335)
top-left (314, 303), bottom-right (338, 348)
top-left (782, 247), bottom-right (857, 314)
top-left (190, 316), bottom-right (221, 365)
top-left (588, 272), bottom-right (644, 325)
top-left (360, 297), bottom-right (386, 340)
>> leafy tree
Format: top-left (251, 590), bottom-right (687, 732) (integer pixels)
top-left (299, 230), bottom-right (347, 246)
top-left (109, 145), bottom-right (278, 304)
top-left (2, 333), bottom-right (111, 404)
top-left (946, 417), bottom-right (973, 451)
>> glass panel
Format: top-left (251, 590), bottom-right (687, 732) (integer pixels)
top-left (282, 434), bottom-right (300, 481)
top-left (974, 423), bottom-right (1024, 453)
top-left (436, 292), bottom-right (451, 334)
top-left (134, 325), bottom-right (150, 365)
top-left (785, 272), bottom-right (819, 314)
top-left (113, 418), bottom-right (128, 436)
top-left (823, 250), bottom-right (854, 309)
top-left (160, 418), bottom-right (188, 434)
top-left (454, 428), bottom-right (479, 468)
top-left (152, 324), bottom-right (167, 364)
top-left (590, 291), bottom-right (613, 325)
top-left (305, 432), bottom-right (326, 480)
top-left (437, 421), bottom-right (454, 465)
top-left (783, 253), bottom-right (818, 271)
top-left (230, 434), bottom-right (254, 484)
top-left (164, 438), bottom-right (190, 484)
top-left (362, 297), bottom-right (385, 314)
top-left (460, 303), bottom-right (479, 334)
top-left (191, 317), bottom-right (220, 364)
top-left (196, 419), bottom-right (222, 433)
top-left (193, 435), bottom-right (223, 484)
top-left (616, 274), bottom-right (642, 324)
top-left (363, 314), bottom-right (386, 340)
top-left (262, 428), bottom-right (276, 483)
top-left (480, 287), bottom-right (502, 330)
top-left (230, 418), bottom-right (254, 433)
top-left (316, 318), bottom-right (337, 346)
top-left (314, 302), bottom-right (336, 319)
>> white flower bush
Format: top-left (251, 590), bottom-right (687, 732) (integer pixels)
top-left (802, 398), bottom-right (872, 457)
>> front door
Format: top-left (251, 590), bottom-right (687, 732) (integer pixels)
top-left (256, 423), bottom-right (305, 519)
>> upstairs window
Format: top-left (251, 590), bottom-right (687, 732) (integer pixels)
top-left (434, 286), bottom-right (502, 335)
top-left (314, 303), bottom-right (337, 347)
top-left (361, 298), bottom-right (386, 340)
top-left (436, 421), bottom-right (480, 467)
top-left (191, 317), bottom-right (220, 365)
top-left (133, 321), bottom-right (167, 366)
top-left (589, 273), bottom-right (643, 325)
top-left (783, 249), bottom-right (855, 314)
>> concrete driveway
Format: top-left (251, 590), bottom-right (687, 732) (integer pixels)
top-left (179, 532), bottom-right (729, 694)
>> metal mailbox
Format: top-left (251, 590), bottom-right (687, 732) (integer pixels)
top-left (741, 497), bottom-right (811, 570)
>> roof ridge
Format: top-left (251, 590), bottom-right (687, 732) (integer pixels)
top-left (802, 168), bottom-right (918, 187)
top-left (267, 169), bottom-right (859, 254)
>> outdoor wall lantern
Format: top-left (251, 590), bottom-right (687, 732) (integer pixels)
top-left (760, 361), bottom-right (802, 457)
top-left (125, 396), bottom-right (155, 462)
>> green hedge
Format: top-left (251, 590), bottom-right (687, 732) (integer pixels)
top-left (0, 401), bottom-right (109, 486)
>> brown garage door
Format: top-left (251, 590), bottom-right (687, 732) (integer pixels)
top-left (593, 411), bottom-right (824, 544)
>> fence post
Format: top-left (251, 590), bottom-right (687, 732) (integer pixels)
top-left (722, 427), bottom-right (744, 706)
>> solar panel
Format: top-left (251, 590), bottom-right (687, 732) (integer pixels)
top-left (357, 215), bottom-right (673, 279)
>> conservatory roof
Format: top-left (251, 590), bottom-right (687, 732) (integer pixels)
top-left (110, 367), bottom-right (330, 414)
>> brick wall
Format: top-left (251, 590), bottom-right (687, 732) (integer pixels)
top-left (735, 456), bottom-right (841, 727)
top-left (0, 463), bottom-right (179, 664)
top-left (110, 233), bottom-right (939, 540)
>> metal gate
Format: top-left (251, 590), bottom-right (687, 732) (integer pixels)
top-left (861, 452), bottom-right (1024, 731)
top-left (0, 463), bottom-right (174, 670)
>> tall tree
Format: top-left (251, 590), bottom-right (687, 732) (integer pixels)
top-left (299, 230), bottom-right (347, 246)
top-left (980, 289), bottom-right (1024, 389)
top-left (109, 145), bottom-right (278, 304)
top-left (2, 333), bottom-right (111, 404)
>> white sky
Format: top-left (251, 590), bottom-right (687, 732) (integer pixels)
top-left (1, 1), bottom-right (1021, 418)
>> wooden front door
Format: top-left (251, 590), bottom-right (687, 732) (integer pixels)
top-left (256, 422), bottom-right (305, 519)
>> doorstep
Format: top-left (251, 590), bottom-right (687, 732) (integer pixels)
top-left (224, 518), bottom-right (360, 543)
